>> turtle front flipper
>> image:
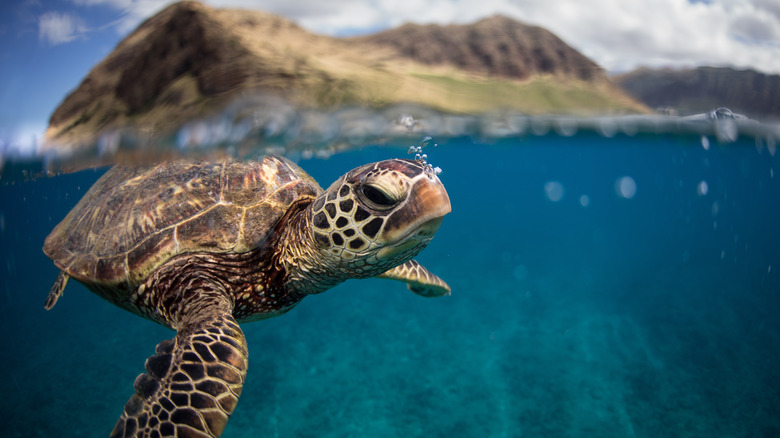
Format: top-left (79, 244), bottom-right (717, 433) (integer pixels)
top-left (111, 303), bottom-right (248, 438)
top-left (377, 259), bottom-right (451, 297)
top-left (44, 271), bottom-right (69, 310)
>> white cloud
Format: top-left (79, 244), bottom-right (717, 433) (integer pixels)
top-left (66, 0), bottom-right (172, 34)
top-left (730, 9), bottom-right (780, 43)
top-left (112, 0), bottom-right (175, 34)
top-left (38, 11), bottom-right (87, 45)
top-left (64, 0), bottom-right (780, 74)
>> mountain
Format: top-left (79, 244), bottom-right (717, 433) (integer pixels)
top-left (47, 1), bottom-right (363, 143)
top-left (353, 15), bottom-right (605, 82)
top-left (614, 67), bottom-right (780, 120)
top-left (45, 1), bottom-right (647, 145)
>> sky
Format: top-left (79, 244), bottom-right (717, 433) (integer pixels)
top-left (1, 0), bottom-right (779, 154)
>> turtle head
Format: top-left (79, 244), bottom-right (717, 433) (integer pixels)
top-left (307, 158), bottom-right (451, 278)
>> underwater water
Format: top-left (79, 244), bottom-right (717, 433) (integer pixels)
top-left (1, 127), bottom-right (779, 437)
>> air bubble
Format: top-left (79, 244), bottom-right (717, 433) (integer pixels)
top-left (697, 180), bottom-right (709, 196)
top-left (408, 136), bottom-right (442, 176)
top-left (710, 107), bottom-right (735, 120)
top-left (513, 265), bottom-right (528, 280)
top-left (615, 176), bottom-right (636, 199)
top-left (701, 136), bottom-right (710, 150)
top-left (544, 181), bottom-right (565, 202)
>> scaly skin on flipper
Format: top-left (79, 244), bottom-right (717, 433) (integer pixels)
top-left (378, 259), bottom-right (451, 297)
top-left (110, 289), bottom-right (248, 438)
top-left (45, 271), bottom-right (69, 310)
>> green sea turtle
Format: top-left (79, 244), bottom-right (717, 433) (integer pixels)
top-left (43, 155), bottom-right (451, 437)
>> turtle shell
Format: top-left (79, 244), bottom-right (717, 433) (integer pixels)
top-left (44, 155), bottom-right (321, 290)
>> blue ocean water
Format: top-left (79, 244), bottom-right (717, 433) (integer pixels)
top-left (1, 130), bottom-right (779, 437)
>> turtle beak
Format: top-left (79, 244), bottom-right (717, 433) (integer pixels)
top-left (381, 173), bottom-right (451, 244)
top-left (408, 174), bottom-right (451, 233)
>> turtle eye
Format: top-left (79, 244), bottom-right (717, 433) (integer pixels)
top-left (359, 184), bottom-right (397, 210)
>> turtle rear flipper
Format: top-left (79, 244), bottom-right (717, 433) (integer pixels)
top-left (111, 298), bottom-right (248, 438)
top-left (377, 259), bottom-right (450, 297)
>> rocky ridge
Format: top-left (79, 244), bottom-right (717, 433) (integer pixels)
top-left (614, 67), bottom-right (780, 120)
top-left (354, 15), bottom-right (604, 81)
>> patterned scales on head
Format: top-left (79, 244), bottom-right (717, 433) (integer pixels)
top-left (43, 155), bottom-right (451, 438)
top-left (310, 158), bottom-right (444, 275)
